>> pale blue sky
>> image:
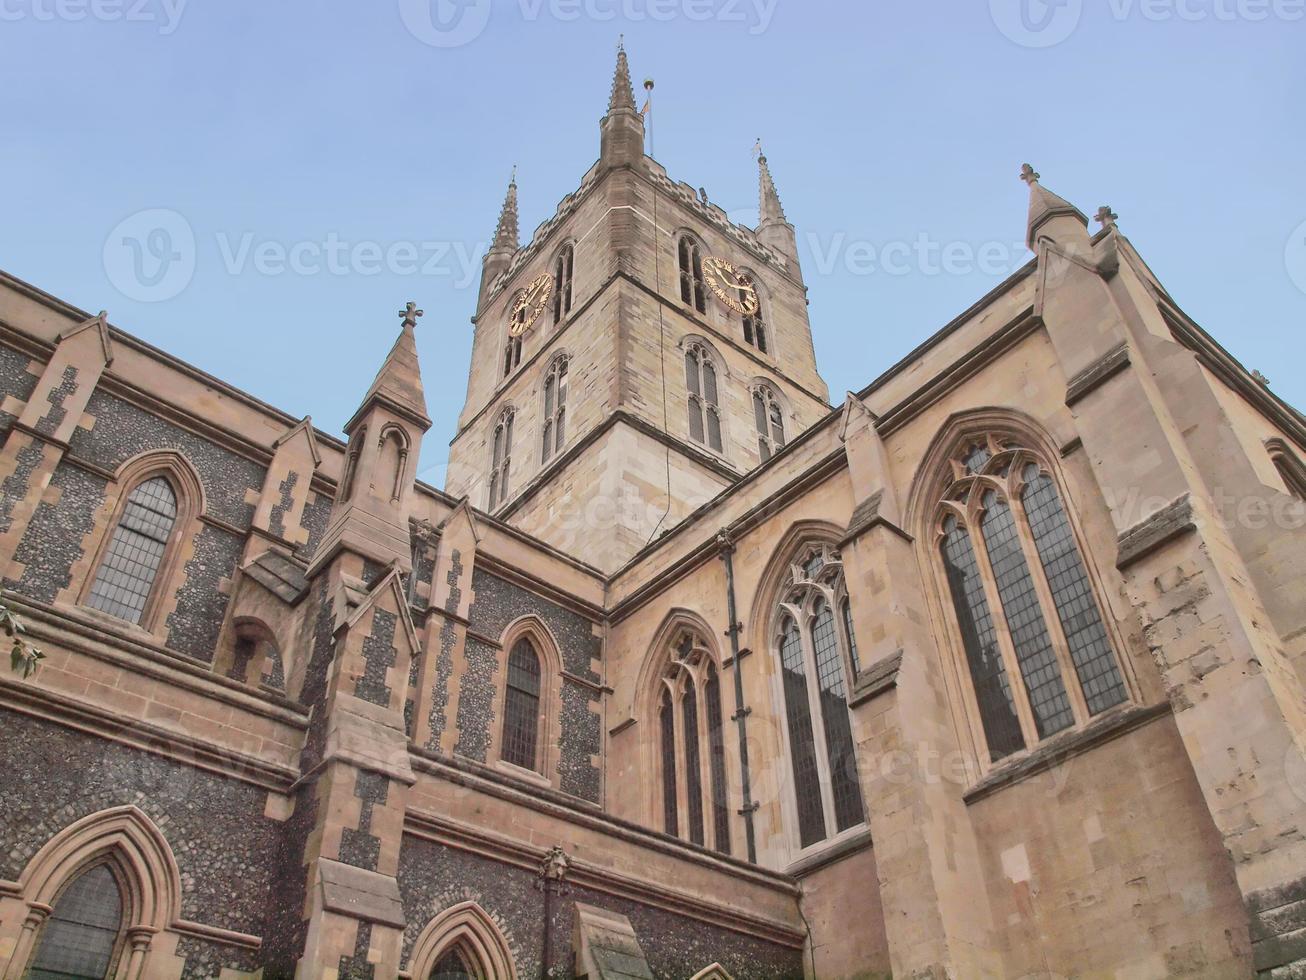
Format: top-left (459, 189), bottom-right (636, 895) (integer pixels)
top-left (3, 0), bottom-right (1303, 480)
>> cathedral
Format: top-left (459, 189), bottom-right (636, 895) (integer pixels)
top-left (1, 46), bottom-right (1305, 979)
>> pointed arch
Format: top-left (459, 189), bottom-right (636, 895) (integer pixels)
top-left (407, 901), bottom-right (518, 980)
top-left (745, 519), bottom-right (844, 658)
top-left (15, 806), bottom-right (182, 931)
top-left (633, 608), bottom-right (731, 852)
top-left (491, 615), bottom-right (563, 784)
top-left (690, 964), bottom-right (736, 980)
top-left (907, 407), bottom-right (1135, 770)
top-left (79, 450), bottom-right (205, 629)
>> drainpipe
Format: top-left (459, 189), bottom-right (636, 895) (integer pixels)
top-left (717, 529), bottom-right (758, 864)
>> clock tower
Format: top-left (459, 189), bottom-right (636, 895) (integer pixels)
top-left (445, 45), bottom-right (831, 572)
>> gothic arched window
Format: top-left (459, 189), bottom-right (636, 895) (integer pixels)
top-left (501, 637), bottom-right (542, 771)
top-left (685, 342), bottom-right (723, 453)
top-left (773, 544), bottom-right (865, 850)
top-left (430, 948), bottom-right (473, 979)
top-left (488, 408), bottom-right (514, 510)
top-left (27, 863), bottom-right (125, 980)
top-left (86, 475), bottom-right (178, 625)
top-left (936, 436), bottom-right (1129, 765)
top-left (678, 236), bottom-right (706, 314)
top-left (553, 244), bottom-right (574, 324)
top-left (656, 630), bottom-right (730, 854)
top-left (742, 290), bottom-right (768, 354)
top-left (541, 354), bottom-right (568, 463)
top-left (504, 294), bottom-right (525, 378)
top-left (751, 383), bottom-right (786, 462)
top-left (1268, 440), bottom-right (1306, 500)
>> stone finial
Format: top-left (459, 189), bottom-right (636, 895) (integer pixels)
top-left (608, 42), bottom-right (636, 112)
top-left (1095, 205), bottom-right (1119, 229)
top-left (398, 301), bottom-right (423, 330)
top-left (491, 171), bottom-right (519, 252)
top-left (1020, 162), bottom-right (1089, 250)
top-left (758, 142), bottom-right (788, 225)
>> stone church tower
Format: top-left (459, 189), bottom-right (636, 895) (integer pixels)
top-left (445, 47), bottom-right (830, 572)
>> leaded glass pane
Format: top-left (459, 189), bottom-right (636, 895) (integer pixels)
top-left (779, 617), bottom-right (826, 847)
top-left (706, 408), bottom-right (722, 453)
top-left (28, 864), bottom-right (122, 980)
top-left (810, 602), bottom-right (864, 832)
top-left (702, 361), bottom-right (718, 406)
top-left (430, 947), bottom-right (473, 980)
top-left (688, 396), bottom-right (705, 444)
top-left (660, 689), bottom-right (678, 835)
top-left (685, 351), bottom-right (701, 396)
top-left (962, 443), bottom-right (991, 473)
top-left (769, 401), bottom-right (785, 447)
top-left (940, 519), bottom-right (1025, 761)
top-left (705, 665), bottom-right (730, 855)
top-left (1022, 468), bottom-right (1127, 716)
top-left (501, 639), bottom-right (540, 770)
top-left (682, 685), bottom-right (705, 846)
top-left (980, 493), bottom-right (1074, 739)
top-left (86, 476), bottom-right (176, 624)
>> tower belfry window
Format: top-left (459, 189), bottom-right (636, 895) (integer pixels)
top-left (751, 383), bottom-right (786, 461)
top-left (679, 236), bottom-right (706, 314)
top-left (685, 343), bottom-right (723, 453)
top-left (742, 291), bottom-right (768, 354)
top-left (553, 244), bottom-right (574, 324)
top-left (488, 408), bottom-right (514, 510)
top-left (542, 354), bottom-right (568, 462)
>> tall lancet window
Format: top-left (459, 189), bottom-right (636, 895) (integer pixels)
top-left (773, 544), bottom-right (865, 851)
top-left (501, 638), bottom-right (542, 770)
top-left (751, 383), bottom-right (786, 461)
top-left (655, 629), bottom-right (731, 854)
top-left (87, 476), bottom-right (178, 625)
top-left (27, 863), bottom-right (125, 979)
top-left (742, 290), bottom-right (768, 354)
top-left (488, 408), bottom-right (514, 510)
top-left (552, 244), bottom-right (574, 324)
top-left (685, 342), bottom-right (723, 453)
top-left (541, 354), bottom-right (568, 463)
top-left (678, 236), bottom-right (706, 314)
top-left (936, 436), bottom-right (1129, 765)
top-left (504, 294), bottom-right (525, 378)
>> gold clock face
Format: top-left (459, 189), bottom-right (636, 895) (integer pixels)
top-left (509, 273), bottom-right (553, 336)
top-left (702, 256), bottom-right (759, 316)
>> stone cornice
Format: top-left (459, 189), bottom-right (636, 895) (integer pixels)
top-left (1064, 341), bottom-right (1131, 407)
top-left (1115, 494), bottom-right (1197, 570)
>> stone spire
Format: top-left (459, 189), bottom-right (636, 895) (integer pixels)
top-left (492, 168), bottom-right (519, 252)
top-left (608, 40), bottom-right (636, 113)
top-left (479, 170), bottom-right (520, 309)
top-left (348, 302), bottom-right (431, 431)
top-left (1020, 163), bottom-right (1089, 250)
top-left (754, 142), bottom-right (802, 281)
top-left (758, 144), bottom-right (787, 225)
top-left (600, 41), bottom-right (645, 172)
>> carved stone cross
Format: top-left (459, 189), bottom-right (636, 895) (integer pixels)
top-left (1020, 163), bottom-right (1040, 185)
top-left (399, 301), bottom-right (423, 329)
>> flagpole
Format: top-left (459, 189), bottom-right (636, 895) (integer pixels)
top-left (643, 78), bottom-right (655, 158)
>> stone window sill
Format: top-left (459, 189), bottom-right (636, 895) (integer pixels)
top-left (493, 757), bottom-right (552, 790)
top-left (962, 701), bottom-right (1171, 805)
top-left (782, 824), bottom-right (873, 879)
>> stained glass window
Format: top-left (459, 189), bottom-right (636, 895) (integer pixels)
top-left (682, 684), bottom-right (705, 846)
top-left (660, 688), bottom-right (678, 836)
top-left (705, 664), bottom-right (730, 854)
top-left (501, 638), bottom-right (540, 770)
top-left (779, 616), bottom-right (826, 848)
top-left (1021, 467), bottom-right (1127, 716)
top-left (87, 476), bottom-right (177, 624)
top-left (980, 492), bottom-right (1073, 739)
top-left (940, 517), bottom-right (1025, 761)
top-left (27, 864), bottom-right (123, 980)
